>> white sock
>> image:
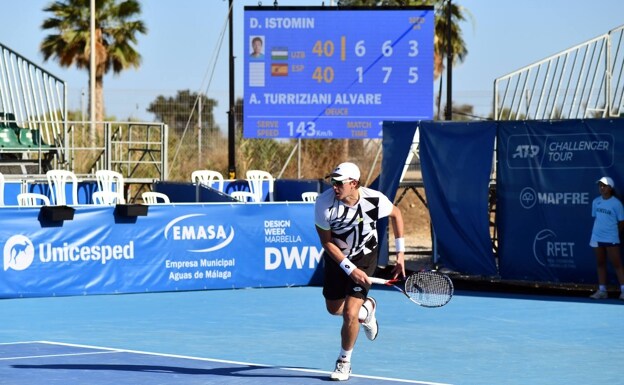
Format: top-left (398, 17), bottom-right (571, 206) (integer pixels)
top-left (620, 285), bottom-right (624, 292)
top-left (338, 348), bottom-right (352, 362)
top-left (599, 285), bottom-right (607, 292)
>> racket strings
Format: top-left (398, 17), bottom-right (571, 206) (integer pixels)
top-left (405, 272), bottom-right (453, 307)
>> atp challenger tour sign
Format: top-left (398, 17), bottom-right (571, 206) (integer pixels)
top-left (243, 6), bottom-right (434, 139)
top-left (497, 119), bottom-right (622, 283)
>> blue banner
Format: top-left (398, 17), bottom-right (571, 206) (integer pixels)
top-left (0, 204), bottom-right (322, 297)
top-left (497, 119), bottom-right (624, 283)
top-left (419, 121), bottom-right (497, 275)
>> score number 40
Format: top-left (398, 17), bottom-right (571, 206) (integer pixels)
top-left (312, 39), bottom-right (420, 84)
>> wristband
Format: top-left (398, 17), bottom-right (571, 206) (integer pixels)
top-left (339, 258), bottom-right (355, 276)
top-left (395, 237), bottom-right (405, 252)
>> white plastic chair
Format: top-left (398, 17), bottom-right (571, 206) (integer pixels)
top-left (95, 170), bottom-right (126, 204)
top-left (46, 169), bottom-right (79, 205)
top-left (230, 191), bottom-right (257, 203)
top-left (301, 192), bottom-right (319, 202)
top-left (191, 170), bottom-right (224, 192)
top-left (17, 192), bottom-right (51, 207)
top-left (142, 191), bottom-right (170, 204)
top-left (92, 190), bottom-right (122, 205)
top-left (245, 170), bottom-right (274, 202)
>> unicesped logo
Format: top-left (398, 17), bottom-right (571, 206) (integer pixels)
top-left (4, 235), bottom-right (35, 271)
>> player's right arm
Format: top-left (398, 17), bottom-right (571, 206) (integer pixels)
top-left (315, 225), bottom-right (370, 286)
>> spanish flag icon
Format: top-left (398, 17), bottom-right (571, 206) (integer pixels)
top-left (271, 63), bottom-right (288, 76)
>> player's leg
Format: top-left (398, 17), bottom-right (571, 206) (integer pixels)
top-left (341, 294), bottom-right (365, 349)
top-left (605, 245), bottom-right (624, 299)
top-left (351, 245), bottom-right (379, 340)
top-left (323, 252), bottom-right (347, 315)
top-left (328, 295), bottom-right (363, 381)
top-left (359, 296), bottom-right (378, 340)
top-left (322, 253), bottom-right (354, 381)
top-left (590, 246), bottom-right (608, 299)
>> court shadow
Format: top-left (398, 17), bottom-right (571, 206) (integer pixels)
top-left (12, 363), bottom-right (330, 381)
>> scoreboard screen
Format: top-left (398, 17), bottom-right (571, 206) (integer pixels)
top-left (243, 6), bottom-right (434, 139)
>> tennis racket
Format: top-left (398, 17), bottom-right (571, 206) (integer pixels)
top-left (369, 271), bottom-right (454, 308)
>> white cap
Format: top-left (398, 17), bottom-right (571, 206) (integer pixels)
top-left (597, 176), bottom-right (614, 188)
top-left (328, 162), bottom-right (360, 181)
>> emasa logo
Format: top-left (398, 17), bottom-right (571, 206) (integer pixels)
top-left (164, 214), bottom-right (235, 253)
top-left (4, 235), bottom-right (35, 271)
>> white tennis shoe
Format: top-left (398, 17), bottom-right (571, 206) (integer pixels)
top-left (590, 290), bottom-right (608, 299)
top-left (330, 360), bottom-right (351, 381)
top-left (361, 297), bottom-right (378, 341)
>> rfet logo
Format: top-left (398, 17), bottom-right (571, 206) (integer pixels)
top-left (533, 229), bottom-right (575, 268)
top-left (4, 235), bottom-right (35, 271)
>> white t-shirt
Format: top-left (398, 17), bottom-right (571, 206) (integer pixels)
top-left (590, 195), bottom-right (624, 245)
top-left (314, 186), bottom-right (394, 258)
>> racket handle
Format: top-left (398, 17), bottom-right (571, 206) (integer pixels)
top-left (369, 277), bottom-right (390, 285)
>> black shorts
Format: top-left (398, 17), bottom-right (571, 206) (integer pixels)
top-left (596, 242), bottom-right (619, 247)
top-left (322, 245), bottom-right (378, 301)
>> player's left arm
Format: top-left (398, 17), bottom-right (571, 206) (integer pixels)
top-left (617, 201), bottom-right (624, 233)
top-left (389, 205), bottom-right (405, 279)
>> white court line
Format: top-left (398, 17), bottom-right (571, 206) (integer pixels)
top-left (0, 350), bottom-right (121, 361)
top-left (5, 341), bottom-right (453, 385)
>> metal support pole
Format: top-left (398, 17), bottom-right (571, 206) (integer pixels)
top-left (227, 0), bottom-right (236, 179)
top-left (198, 96), bottom-right (202, 166)
top-left (445, 0), bottom-right (453, 121)
top-left (90, 0), bottom-right (96, 139)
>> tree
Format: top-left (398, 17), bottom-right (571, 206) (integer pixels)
top-left (147, 90), bottom-right (219, 134)
top-left (40, 0), bottom-right (147, 123)
top-left (339, 0), bottom-right (469, 79)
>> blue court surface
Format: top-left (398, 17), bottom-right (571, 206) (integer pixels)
top-left (1, 286), bottom-right (622, 385)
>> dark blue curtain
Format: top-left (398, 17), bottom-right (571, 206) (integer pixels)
top-left (377, 121), bottom-right (419, 265)
top-left (419, 121), bottom-right (497, 275)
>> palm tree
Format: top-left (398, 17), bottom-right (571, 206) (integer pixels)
top-left (40, 0), bottom-right (147, 123)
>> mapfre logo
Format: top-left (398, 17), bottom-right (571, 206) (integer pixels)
top-left (4, 235), bottom-right (35, 271)
top-left (519, 187), bottom-right (537, 209)
top-left (520, 186), bottom-right (589, 209)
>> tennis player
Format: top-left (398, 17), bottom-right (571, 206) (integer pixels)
top-left (589, 176), bottom-right (624, 300)
top-left (314, 162), bottom-right (405, 381)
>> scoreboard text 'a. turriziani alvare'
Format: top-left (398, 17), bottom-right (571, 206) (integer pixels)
top-left (243, 6), bottom-right (434, 139)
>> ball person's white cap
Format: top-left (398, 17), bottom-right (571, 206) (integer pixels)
top-left (596, 176), bottom-right (614, 188)
top-left (327, 162), bottom-right (360, 182)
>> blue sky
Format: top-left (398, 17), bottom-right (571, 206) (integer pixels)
top-left (2, 0), bottom-right (623, 129)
